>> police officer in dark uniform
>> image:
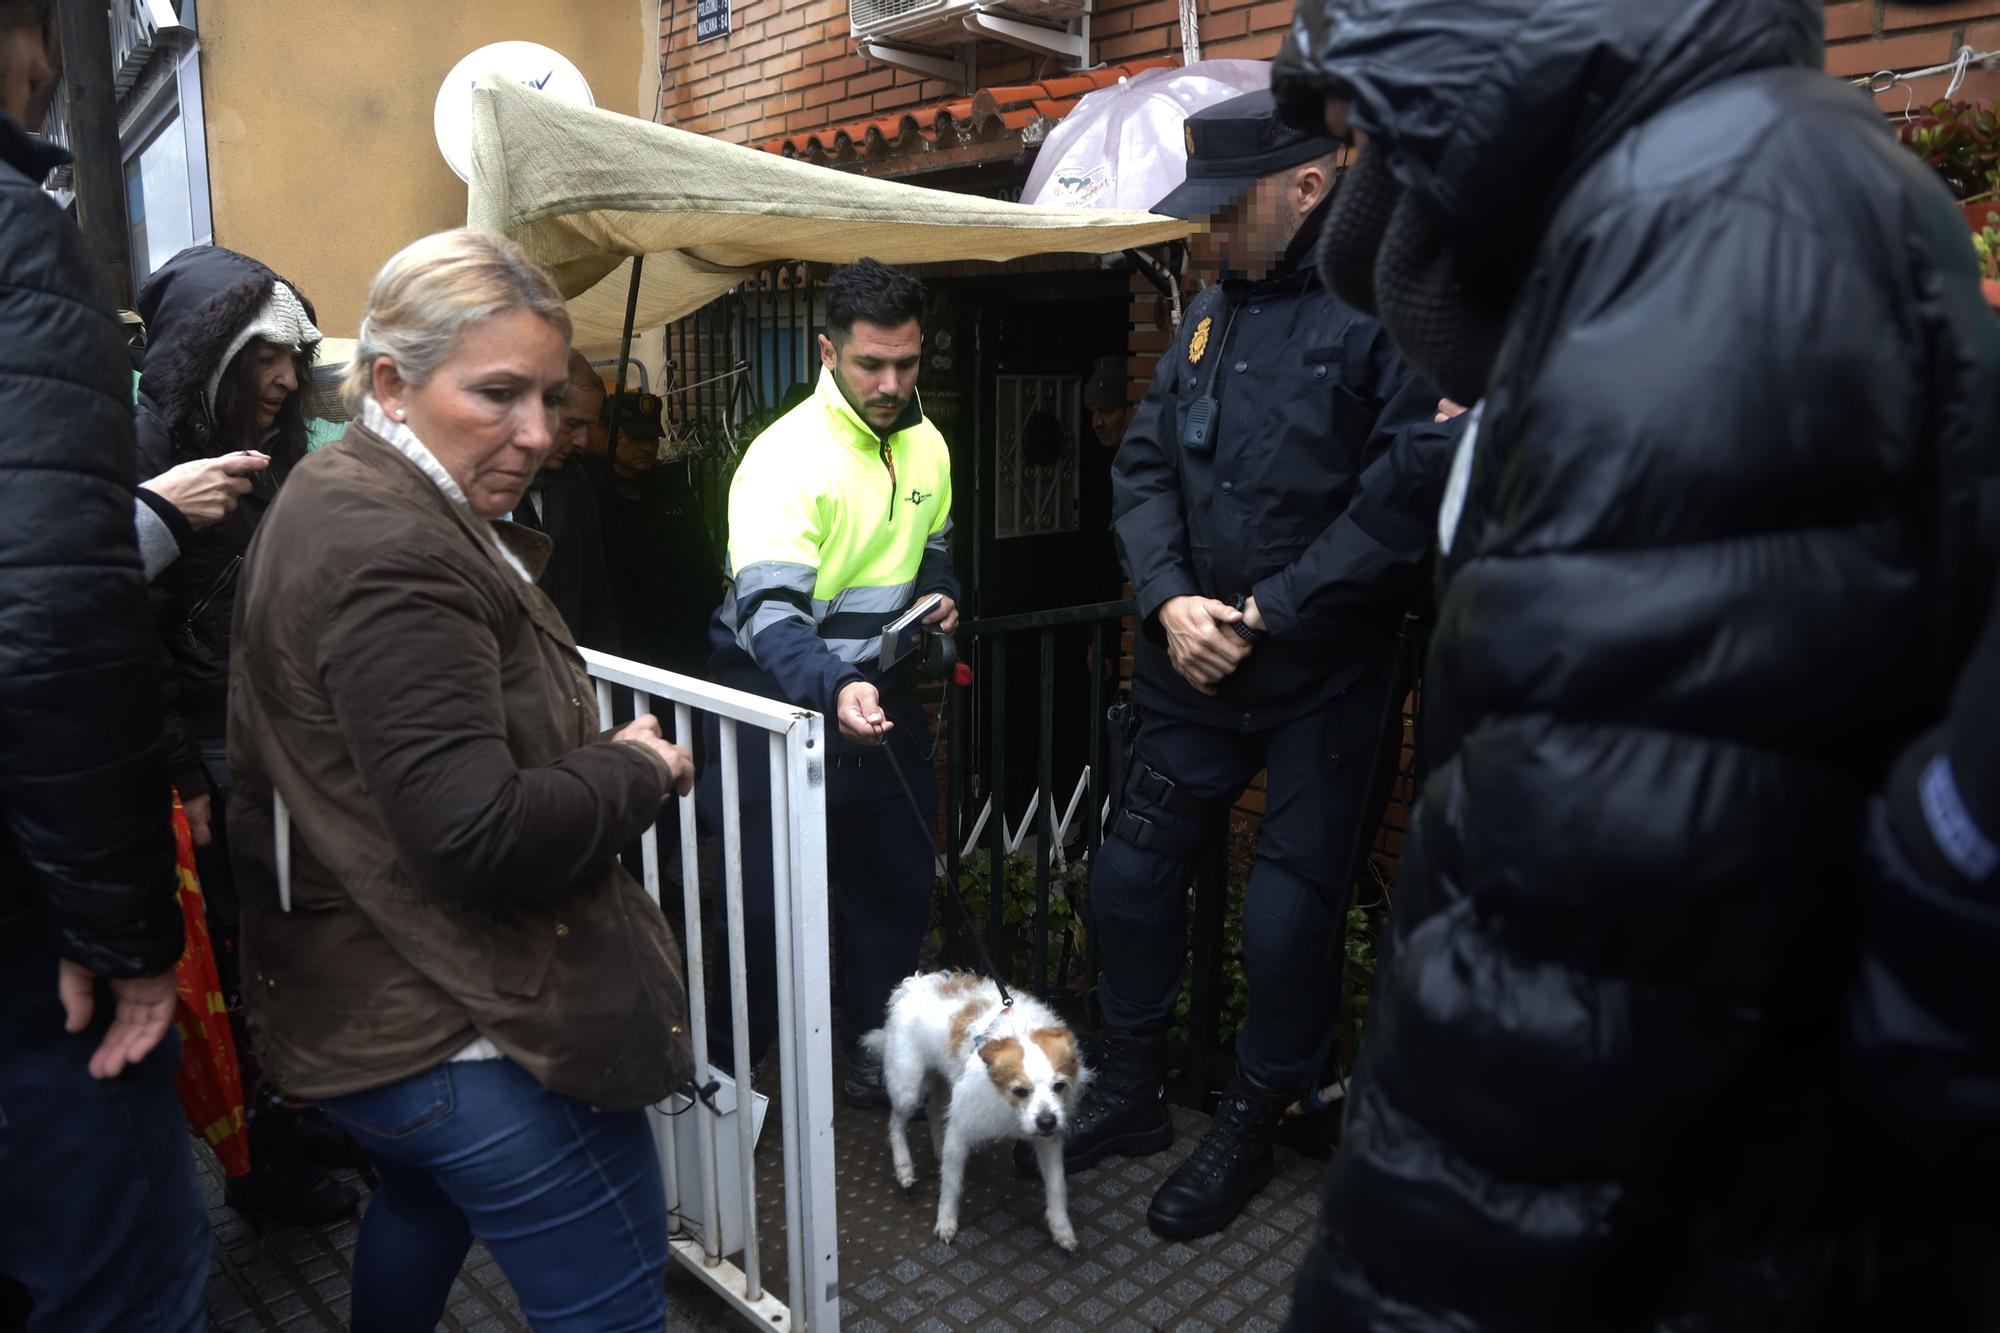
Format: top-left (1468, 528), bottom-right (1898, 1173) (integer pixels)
top-left (1058, 91), bottom-right (1462, 1239)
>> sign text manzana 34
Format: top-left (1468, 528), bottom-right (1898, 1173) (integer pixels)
top-left (696, 0), bottom-right (730, 42)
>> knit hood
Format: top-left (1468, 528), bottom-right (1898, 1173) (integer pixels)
top-left (136, 245), bottom-right (320, 450)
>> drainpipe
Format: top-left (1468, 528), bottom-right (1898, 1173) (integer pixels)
top-left (1178, 0), bottom-right (1200, 64)
top-left (55, 0), bottom-right (133, 309)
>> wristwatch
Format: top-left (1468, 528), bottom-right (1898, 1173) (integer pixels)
top-left (1231, 595), bottom-right (1267, 643)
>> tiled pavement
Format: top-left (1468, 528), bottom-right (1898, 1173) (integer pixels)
top-left (786, 1102), bottom-right (1317, 1331)
top-left (196, 1146), bottom-right (738, 1332)
top-left (207, 1096), bottom-right (1322, 1331)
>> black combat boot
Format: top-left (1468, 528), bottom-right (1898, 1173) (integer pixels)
top-left (262, 1097), bottom-right (373, 1174)
top-left (1015, 1025), bottom-right (1173, 1177)
top-left (1145, 1065), bottom-right (1293, 1240)
top-left (224, 1104), bottom-right (362, 1229)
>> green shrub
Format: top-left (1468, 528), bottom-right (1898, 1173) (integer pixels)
top-left (928, 850), bottom-right (1086, 990)
top-left (1898, 99), bottom-right (2000, 203)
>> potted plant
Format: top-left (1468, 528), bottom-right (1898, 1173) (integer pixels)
top-left (1898, 100), bottom-right (2000, 308)
top-left (1971, 212), bottom-right (2000, 309)
top-left (1898, 98), bottom-right (2000, 219)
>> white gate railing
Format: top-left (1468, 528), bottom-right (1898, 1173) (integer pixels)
top-left (584, 649), bottom-right (838, 1333)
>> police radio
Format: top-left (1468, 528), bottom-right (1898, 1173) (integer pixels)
top-left (1180, 396), bottom-right (1217, 452)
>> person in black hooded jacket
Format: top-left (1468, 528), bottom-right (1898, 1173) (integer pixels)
top-left (132, 245), bottom-right (362, 1228)
top-left (1270, 1), bottom-right (2000, 1329)
top-left (135, 246), bottom-right (320, 851)
top-left (0, 5), bottom-right (210, 1327)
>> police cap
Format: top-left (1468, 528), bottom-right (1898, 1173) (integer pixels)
top-left (601, 389), bottom-right (665, 439)
top-left (1152, 89), bottom-right (1342, 221)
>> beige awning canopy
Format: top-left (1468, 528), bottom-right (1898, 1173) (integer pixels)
top-left (466, 76), bottom-right (1192, 345)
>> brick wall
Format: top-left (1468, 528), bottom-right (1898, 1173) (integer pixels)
top-left (1826, 1), bottom-right (2000, 107)
top-left (659, 0), bottom-right (1297, 144)
top-left (664, 3), bottom-right (2000, 148)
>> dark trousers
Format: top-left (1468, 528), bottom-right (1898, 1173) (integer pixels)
top-left (699, 716), bottom-right (936, 1061)
top-left (0, 943), bottom-right (209, 1332)
top-left (1090, 652), bottom-right (1403, 1091)
top-left (319, 1059), bottom-right (666, 1333)
top-left (196, 737), bottom-right (241, 1002)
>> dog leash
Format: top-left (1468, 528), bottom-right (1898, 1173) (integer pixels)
top-left (873, 708), bottom-right (1014, 1011)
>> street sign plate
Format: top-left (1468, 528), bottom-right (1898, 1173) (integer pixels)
top-left (696, 0), bottom-right (731, 43)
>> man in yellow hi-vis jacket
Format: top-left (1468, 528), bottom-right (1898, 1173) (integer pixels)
top-left (702, 258), bottom-right (958, 1105)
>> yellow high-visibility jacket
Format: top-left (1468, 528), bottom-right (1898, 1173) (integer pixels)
top-left (711, 368), bottom-right (956, 716)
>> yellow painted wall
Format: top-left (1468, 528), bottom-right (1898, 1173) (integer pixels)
top-left (198, 0), bottom-right (653, 337)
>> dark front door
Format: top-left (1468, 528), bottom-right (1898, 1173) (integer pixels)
top-left (923, 269), bottom-right (1131, 833)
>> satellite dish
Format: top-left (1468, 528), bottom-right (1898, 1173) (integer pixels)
top-left (433, 41), bottom-right (594, 183)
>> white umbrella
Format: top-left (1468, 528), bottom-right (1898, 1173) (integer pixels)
top-left (1023, 60), bottom-right (1273, 213)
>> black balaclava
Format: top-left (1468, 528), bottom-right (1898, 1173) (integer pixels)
top-left (1316, 144), bottom-right (1509, 405)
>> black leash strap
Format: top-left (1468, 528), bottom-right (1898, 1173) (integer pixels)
top-left (876, 720), bottom-right (1014, 1010)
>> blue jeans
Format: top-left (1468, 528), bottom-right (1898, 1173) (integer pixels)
top-left (320, 1058), bottom-right (668, 1333)
top-left (0, 943), bottom-right (209, 1332)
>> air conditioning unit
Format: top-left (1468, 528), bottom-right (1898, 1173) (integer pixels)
top-left (854, 0), bottom-right (1092, 83)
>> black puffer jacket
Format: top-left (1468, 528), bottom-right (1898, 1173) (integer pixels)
top-left (134, 247), bottom-right (316, 794)
top-left (0, 113), bottom-right (179, 977)
top-left (1273, 2), bottom-right (2000, 1329)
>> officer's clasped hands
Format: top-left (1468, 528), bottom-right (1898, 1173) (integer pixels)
top-left (1158, 594), bottom-right (1253, 696)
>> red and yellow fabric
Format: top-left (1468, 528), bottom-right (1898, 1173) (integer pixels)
top-left (171, 792), bottom-right (249, 1178)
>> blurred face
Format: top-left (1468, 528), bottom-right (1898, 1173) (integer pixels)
top-left (373, 309), bottom-right (568, 520)
top-left (248, 341), bottom-right (301, 430)
top-left (819, 316), bottom-right (921, 433)
top-left (1191, 163), bottom-right (1330, 283)
top-left (612, 430), bottom-right (657, 480)
top-left (1089, 404), bottom-right (1132, 450)
top-left (0, 21), bottom-right (55, 131)
top-left (551, 382), bottom-right (603, 470)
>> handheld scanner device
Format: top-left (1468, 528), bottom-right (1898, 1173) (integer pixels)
top-left (878, 592), bottom-right (945, 673)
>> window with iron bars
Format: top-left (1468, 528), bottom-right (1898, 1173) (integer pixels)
top-left (663, 261), bottom-right (823, 552)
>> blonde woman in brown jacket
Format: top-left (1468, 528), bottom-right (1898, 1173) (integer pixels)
top-left (226, 229), bottom-right (695, 1333)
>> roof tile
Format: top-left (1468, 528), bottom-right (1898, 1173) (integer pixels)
top-left (764, 59), bottom-right (1180, 167)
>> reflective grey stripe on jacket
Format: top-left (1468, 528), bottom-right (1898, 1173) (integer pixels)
top-left (924, 518), bottom-right (953, 565)
top-left (719, 557), bottom-right (916, 664)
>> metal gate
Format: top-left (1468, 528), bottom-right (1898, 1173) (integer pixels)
top-left (585, 649), bottom-right (839, 1332)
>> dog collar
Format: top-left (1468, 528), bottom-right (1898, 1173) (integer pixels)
top-left (970, 1013), bottom-right (1005, 1049)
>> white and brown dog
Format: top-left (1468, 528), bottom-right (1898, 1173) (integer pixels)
top-left (860, 971), bottom-right (1089, 1251)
